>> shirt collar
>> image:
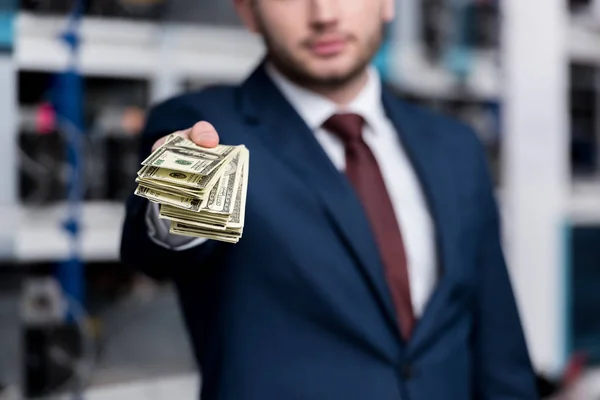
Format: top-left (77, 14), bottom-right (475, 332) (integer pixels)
top-left (265, 63), bottom-right (385, 132)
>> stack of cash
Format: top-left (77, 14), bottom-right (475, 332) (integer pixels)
top-left (134, 134), bottom-right (249, 243)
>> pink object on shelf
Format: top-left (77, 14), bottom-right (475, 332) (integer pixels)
top-left (36, 102), bottom-right (56, 135)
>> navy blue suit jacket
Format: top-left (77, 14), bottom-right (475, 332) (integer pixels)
top-left (121, 63), bottom-right (538, 399)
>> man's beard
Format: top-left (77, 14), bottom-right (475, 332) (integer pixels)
top-left (255, 16), bottom-right (384, 91)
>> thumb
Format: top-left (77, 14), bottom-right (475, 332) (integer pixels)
top-left (190, 121), bottom-right (219, 148)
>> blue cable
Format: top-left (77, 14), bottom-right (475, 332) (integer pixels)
top-left (54, 2), bottom-right (88, 396)
top-left (53, 0), bottom-right (85, 320)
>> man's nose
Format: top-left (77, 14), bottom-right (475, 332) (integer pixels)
top-left (309, 0), bottom-right (340, 29)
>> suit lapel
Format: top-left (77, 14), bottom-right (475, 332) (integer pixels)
top-left (382, 89), bottom-right (462, 356)
top-left (239, 65), bottom-right (401, 339)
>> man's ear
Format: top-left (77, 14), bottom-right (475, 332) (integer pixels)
top-left (382, 0), bottom-right (395, 23)
top-left (234, 0), bottom-right (260, 34)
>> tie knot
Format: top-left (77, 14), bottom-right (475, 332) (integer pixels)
top-left (323, 113), bottom-right (364, 144)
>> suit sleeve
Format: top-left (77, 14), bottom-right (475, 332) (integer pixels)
top-left (470, 133), bottom-right (539, 399)
top-left (120, 97), bottom-right (223, 280)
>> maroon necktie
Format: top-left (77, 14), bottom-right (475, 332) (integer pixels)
top-left (323, 113), bottom-right (415, 340)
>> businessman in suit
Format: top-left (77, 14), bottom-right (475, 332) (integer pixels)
top-left (121, 0), bottom-right (538, 398)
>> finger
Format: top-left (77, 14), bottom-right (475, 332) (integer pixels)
top-left (151, 129), bottom-right (190, 152)
top-left (151, 136), bottom-right (168, 152)
top-left (190, 121), bottom-right (219, 148)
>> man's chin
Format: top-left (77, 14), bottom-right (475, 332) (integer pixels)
top-left (306, 58), bottom-right (356, 75)
top-left (305, 67), bottom-right (365, 86)
top-left (297, 57), bottom-right (355, 75)
top-left (268, 53), bottom-right (367, 88)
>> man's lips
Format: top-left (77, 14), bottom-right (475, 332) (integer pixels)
top-left (308, 37), bottom-right (348, 57)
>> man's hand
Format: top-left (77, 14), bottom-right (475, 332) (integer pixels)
top-left (151, 121), bottom-right (220, 152)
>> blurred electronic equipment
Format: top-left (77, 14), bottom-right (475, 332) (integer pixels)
top-left (396, 61), bottom-right (600, 186)
top-left (21, 0), bottom-right (167, 20)
top-left (20, 0), bottom-right (241, 24)
top-left (162, 0), bottom-right (240, 25)
top-left (570, 64), bottom-right (600, 177)
top-left (21, 276), bottom-right (94, 398)
top-left (22, 277), bottom-right (76, 398)
top-left (421, 0), bottom-right (499, 63)
top-left (570, 0), bottom-right (595, 12)
top-left (570, 226), bottom-right (600, 366)
top-left (570, 0), bottom-right (600, 30)
top-left (0, 269), bottom-right (22, 400)
top-left (18, 71), bottom-right (148, 205)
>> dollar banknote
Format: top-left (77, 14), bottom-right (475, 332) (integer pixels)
top-left (160, 213), bottom-right (228, 231)
top-left (163, 148), bottom-right (249, 241)
top-left (141, 134), bottom-right (237, 175)
top-left (134, 185), bottom-right (202, 212)
top-left (134, 135), bottom-right (249, 243)
top-left (161, 148), bottom-right (248, 218)
top-left (159, 204), bottom-right (229, 226)
top-left (169, 222), bottom-right (241, 244)
top-left (203, 150), bottom-right (243, 214)
top-left (160, 204), bottom-right (230, 226)
top-left (137, 162), bottom-right (222, 192)
top-left (135, 178), bottom-right (199, 198)
top-left (226, 148), bottom-right (249, 231)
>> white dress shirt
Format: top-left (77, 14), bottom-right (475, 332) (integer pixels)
top-left (145, 64), bottom-right (438, 316)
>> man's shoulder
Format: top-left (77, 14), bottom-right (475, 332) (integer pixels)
top-left (386, 91), bottom-right (486, 158)
top-left (386, 90), bottom-right (492, 189)
top-left (394, 94), bottom-right (478, 139)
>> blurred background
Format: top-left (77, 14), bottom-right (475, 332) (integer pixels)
top-left (0, 0), bottom-right (599, 399)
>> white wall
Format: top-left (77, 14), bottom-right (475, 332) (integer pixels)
top-left (501, 0), bottom-right (570, 375)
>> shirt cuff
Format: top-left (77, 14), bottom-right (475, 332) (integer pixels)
top-left (145, 202), bottom-right (208, 251)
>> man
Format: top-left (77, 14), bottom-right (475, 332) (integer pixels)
top-left (121, 0), bottom-right (539, 398)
